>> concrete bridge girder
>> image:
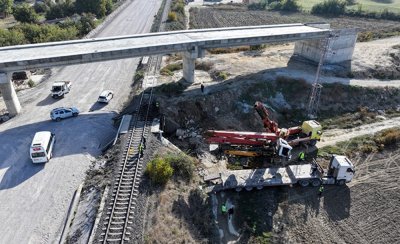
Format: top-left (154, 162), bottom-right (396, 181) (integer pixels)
top-left (0, 24), bottom-right (359, 115)
top-left (0, 73), bottom-right (21, 116)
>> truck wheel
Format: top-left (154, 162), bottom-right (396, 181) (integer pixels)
top-left (312, 179), bottom-right (321, 187)
top-left (299, 180), bottom-right (309, 187)
top-left (245, 186), bottom-right (253, 191)
top-left (73, 113), bottom-right (78, 117)
top-left (309, 140), bottom-right (317, 146)
top-left (337, 179), bottom-right (346, 186)
top-left (235, 187), bottom-right (243, 192)
top-left (56, 117), bottom-right (61, 122)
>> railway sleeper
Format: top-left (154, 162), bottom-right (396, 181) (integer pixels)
top-left (110, 227), bottom-right (123, 230)
top-left (106, 238), bottom-right (123, 242)
top-left (111, 221), bottom-right (125, 225)
top-left (115, 202), bottom-right (129, 206)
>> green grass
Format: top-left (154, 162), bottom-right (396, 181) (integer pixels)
top-left (297, 0), bottom-right (400, 13)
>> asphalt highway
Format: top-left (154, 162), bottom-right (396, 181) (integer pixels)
top-left (0, 0), bottom-right (162, 243)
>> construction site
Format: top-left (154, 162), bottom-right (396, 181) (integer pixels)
top-left (55, 2), bottom-right (400, 244)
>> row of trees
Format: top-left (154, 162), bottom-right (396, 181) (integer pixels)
top-left (311, 0), bottom-right (400, 20)
top-left (0, 0), bottom-right (115, 47)
top-left (247, 0), bottom-right (400, 20)
top-left (0, 0), bottom-right (115, 22)
top-left (248, 0), bottom-right (301, 12)
top-left (0, 13), bottom-right (97, 47)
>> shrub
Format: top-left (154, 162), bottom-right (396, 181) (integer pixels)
top-left (375, 128), bottom-right (400, 146)
top-left (160, 62), bottom-right (182, 75)
top-left (270, 0), bottom-right (301, 12)
top-left (0, 29), bottom-right (26, 47)
top-left (145, 157), bottom-right (174, 185)
top-left (248, 0), bottom-right (268, 10)
top-left (156, 81), bottom-right (185, 95)
top-left (27, 79), bottom-right (35, 88)
top-left (208, 46), bottom-right (250, 54)
top-left (13, 3), bottom-right (39, 23)
top-left (171, 0), bottom-right (185, 13)
top-left (217, 71), bottom-right (228, 80)
top-left (165, 152), bottom-right (195, 181)
top-left (13, 23), bottom-right (78, 43)
top-left (134, 70), bottom-right (144, 81)
top-left (195, 60), bottom-right (213, 71)
top-left (311, 0), bottom-right (346, 16)
top-left (167, 11), bottom-right (177, 22)
top-left (250, 44), bottom-right (266, 51)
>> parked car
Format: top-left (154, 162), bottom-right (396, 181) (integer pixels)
top-left (98, 90), bottom-right (113, 103)
top-left (50, 107), bottom-right (79, 121)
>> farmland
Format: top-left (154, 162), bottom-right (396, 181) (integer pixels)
top-left (298, 0), bottom-right (400, 13)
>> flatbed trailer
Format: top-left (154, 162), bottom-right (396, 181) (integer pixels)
top-left (204, 155), bottom-right (355, 193)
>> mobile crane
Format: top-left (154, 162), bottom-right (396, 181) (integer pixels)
top-left (254, 101), bottom-right (322, 146)
top-left (205, 102), bottom-right (322, 159)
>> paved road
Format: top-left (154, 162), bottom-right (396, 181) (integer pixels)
top-left (0, 0), bottom-right (162, 243)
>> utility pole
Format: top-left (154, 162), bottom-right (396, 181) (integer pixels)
top-left (307, 33), bottom-right (333, 119)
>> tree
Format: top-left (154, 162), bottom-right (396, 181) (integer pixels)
top-left (0, 29), bottom-right (26, 47)
top-left (311, 0), bottom-right (347, 16)
top-left (75, 0), bottom-right (113, 17)
top-left (14, 23), bottom-right (78, 43)
top-left (13, 3), bottom-right (39, 23)
top-left (0, 0), bottom-right (13, 17)
top-left (76, 13), bottom-right (97, 36)
top-left (45, 0), bottom-right (75, 20)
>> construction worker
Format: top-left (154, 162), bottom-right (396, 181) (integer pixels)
top-left (142, 135), bottom-right (147, 149)
top-left (310, 163), bottom-right (317, 175)
top-left (318, 185), bottom-right (324, 197)
top-left (139, 143), bottom-right (144, 158)
top-left (228, 207), bottom-right (234, 219)
top-left (298, 151), bottom-right (305, 161)
top-left (200, 83), bottom-right (205, 93)
top-left (221, 203), bottom-right (227, 215)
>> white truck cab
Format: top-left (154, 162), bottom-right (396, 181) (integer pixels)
top-left (276, 138), bottom-right (292, 159)
top-left (326, 155), bottom-right (355, 185)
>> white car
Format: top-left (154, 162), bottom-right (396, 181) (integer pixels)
top-left (50, 107), bottom-right (79, 121)
top-left (98, 90), bottom-right (113, 103)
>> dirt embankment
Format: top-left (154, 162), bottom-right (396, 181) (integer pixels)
top-left (157, 76), bottom-right (400, 139)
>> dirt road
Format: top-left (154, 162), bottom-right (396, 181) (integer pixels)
top-left (319, 117), bottom-right (400, 147)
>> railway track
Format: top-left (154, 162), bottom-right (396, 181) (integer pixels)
top-left (98, 55), bottom-right (161, 243)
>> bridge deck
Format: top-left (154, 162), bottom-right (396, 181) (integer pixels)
top-left (0, 23), bottom-right (329, 72)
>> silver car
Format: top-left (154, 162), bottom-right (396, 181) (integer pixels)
top-left (50, 107), bottom-right (79, 121)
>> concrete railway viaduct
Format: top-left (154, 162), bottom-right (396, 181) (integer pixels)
top-left (0, 23), bottom-right (357, 116)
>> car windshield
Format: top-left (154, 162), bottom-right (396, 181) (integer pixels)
top-left (32, 152), bottom-right (46, 158)
top-left (52, 86), bottom-right (61, 92)
top-left (99, 96), bottom-right (106, 99)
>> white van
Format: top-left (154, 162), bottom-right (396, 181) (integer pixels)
top-left (30, 131), bottom-right (56, 163)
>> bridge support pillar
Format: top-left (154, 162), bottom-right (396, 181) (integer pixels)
top-left (0, 73), bottom-right (21, 116)
top-left (182, 46), bottom-right (204, 83)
